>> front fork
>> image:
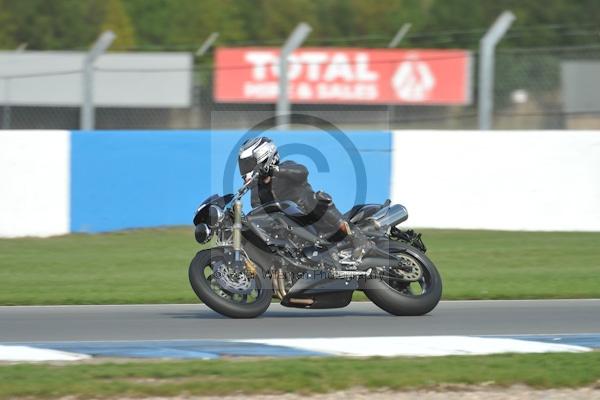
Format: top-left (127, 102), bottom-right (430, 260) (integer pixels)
top-left (230, 200), bottom-right (258, 276)
top-left (232, 200), bottom-right (244, 268)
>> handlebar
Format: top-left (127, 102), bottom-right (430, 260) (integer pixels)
top-left (231, 169), bottom-right (259, 203)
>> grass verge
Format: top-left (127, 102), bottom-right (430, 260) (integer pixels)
top-left (0, 228), bottom-right (599, 305)
top-left (1, 352), bottom-right (599, 398)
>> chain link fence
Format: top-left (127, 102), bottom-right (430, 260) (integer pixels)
top-left (1, 45), bottom-right (599, 130)
top-left (494, 45), bottom-right (600, 130)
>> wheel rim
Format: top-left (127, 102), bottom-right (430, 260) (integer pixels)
top-left (383, 251), bottom-right (432, 298)
top-left (200, 257), bottom-right (263, 305)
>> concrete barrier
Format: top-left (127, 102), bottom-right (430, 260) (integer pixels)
top-left (70, 130), bottom-right (391, 233)
top-left (391, 130), bottom-right (600, 231)
top-left (0, 131), bottom-right (70, 237)
top-left (1, 129), bottom-right (598, 237)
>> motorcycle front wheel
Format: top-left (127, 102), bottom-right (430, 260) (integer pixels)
top-left (361, 242), bottom-right (442, 316)
top-left (189, 248), bottom-right (272, 318)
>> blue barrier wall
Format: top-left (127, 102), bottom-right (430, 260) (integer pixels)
top-left (71, 130), bottom-right (391, 233)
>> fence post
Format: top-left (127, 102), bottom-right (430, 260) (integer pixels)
top-left (277, 22), bottom-right (312, 129)
top-left (478, 11), bottom-right (515, 130)
top-left (81, 31), bottom-right (116, 131)
top-left (1, 78), bottom-right (11, 129)
top-left (196, 32), bottom-right (219, 57)
top-left (194, 33), bottom-right (219, 129)
top-left (388, 23), bottom-right (412, 48)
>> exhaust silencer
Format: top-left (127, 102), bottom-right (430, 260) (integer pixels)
top-left (367, 204), bottom-right (408, 229)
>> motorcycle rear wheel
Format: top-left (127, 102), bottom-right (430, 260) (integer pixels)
top-left (189, 248), bottom-right (272, 318)
top-left (361, 242), bottom-right (442, 316)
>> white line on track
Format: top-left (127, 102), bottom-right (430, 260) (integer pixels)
top-left (239, 336), bottom-right (592, 357)
top-left (1, 299), bottom-right (599, 309)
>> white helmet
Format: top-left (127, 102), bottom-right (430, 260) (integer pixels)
top-left (238, 137), bottom-right (279, 178)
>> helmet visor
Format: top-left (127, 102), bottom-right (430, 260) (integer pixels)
top-left (239, 156), bottom-right (257, 177)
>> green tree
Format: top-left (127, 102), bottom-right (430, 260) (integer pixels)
top-left (252, 0), bottom-right (319, 42)
top-left (166, 0), bottom-right (245, 48)
top-left (0, 0), bottom-right (97, 50)
top-left (101, 0), bottom-right (136, 50)
top-left (0, 0), bottom-right (17, 48)
top-left (1, 0), bottom-right (600, 51)
top-left (122, 0), bottom-right (172, 48)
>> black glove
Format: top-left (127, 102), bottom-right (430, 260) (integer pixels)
top-left (261, 161), bottom-right (279, 176)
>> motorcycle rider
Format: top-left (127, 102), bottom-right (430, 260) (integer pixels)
top-left (238, 136), bottom-right (371, 261)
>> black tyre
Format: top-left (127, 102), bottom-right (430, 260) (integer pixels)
top-left (189, 248), bottom-right (272, 318)
top-left (361, 242), bottom-right (442, 316)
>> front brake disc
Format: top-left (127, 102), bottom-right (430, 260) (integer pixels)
top-left (213, 263), bottom-right (255, 294)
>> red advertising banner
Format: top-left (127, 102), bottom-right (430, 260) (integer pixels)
top-left (214, 48), bottom-right (472, 105)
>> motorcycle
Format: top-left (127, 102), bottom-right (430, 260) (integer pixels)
top-left (189, 169), bottom-right (442, 318)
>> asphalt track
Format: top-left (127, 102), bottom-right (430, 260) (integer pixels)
top-left (1, 299), bottom-right (599, 343)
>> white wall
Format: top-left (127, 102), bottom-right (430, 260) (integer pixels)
top-left (0, 131), bottom-right (70, 237)
top-left (391, 130), bottom-right (600, 231)
top-left (1, 130), bottom-right (598, 237)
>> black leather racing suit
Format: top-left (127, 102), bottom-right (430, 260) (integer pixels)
top-left (250, 160), bottom-right (345, 238)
